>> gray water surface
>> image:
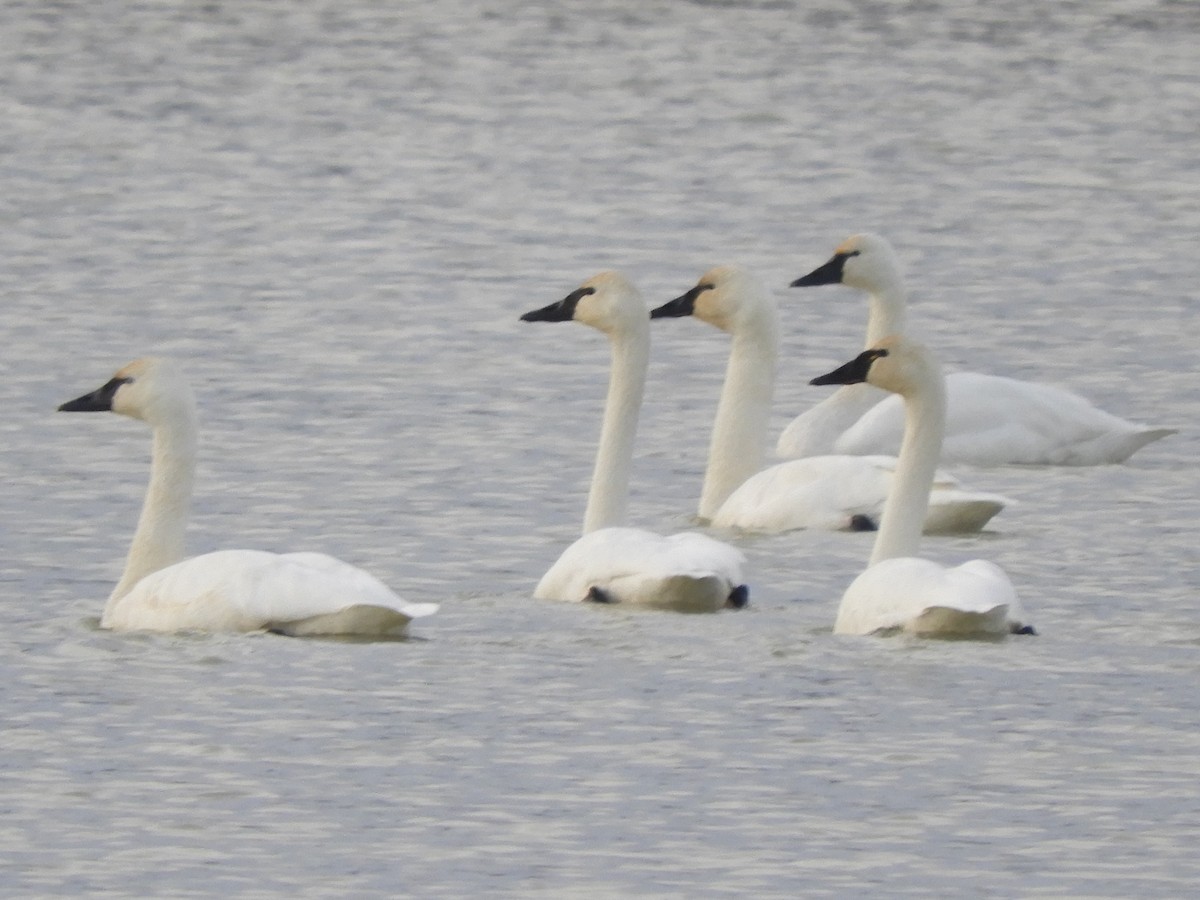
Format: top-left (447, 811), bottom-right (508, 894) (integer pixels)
top-left (2, 1), bottom-right (1198, 896)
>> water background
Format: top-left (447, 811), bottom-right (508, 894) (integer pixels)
top-left (2, 1), bottom-right (1198, 895)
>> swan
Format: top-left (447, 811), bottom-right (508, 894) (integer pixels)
top-left (778, 233), bottom-right (1175, 465)
top-left (651, 265), bottom-right (1009, 533)
top-left (520, 271), bottom-right (748, 612)
top-left (58, 358), bottom-right (438, 636)
top-left (810, 336), bottom-right (1034, 637)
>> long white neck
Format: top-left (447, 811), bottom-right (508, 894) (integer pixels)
top-left (583, 323), bottom-right (649, 533)
top-left (107, 408), bottom-right (198, 607)
top-left (868, 363), bottom-right (945, 566)
top-left (864, 276), bottom-right (907, 347)
top-left (699, 305), bottom-right (778, 520)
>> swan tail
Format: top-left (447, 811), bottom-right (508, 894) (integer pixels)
top-left (922, 495), bottom-right (1007, 534)
top-left (903, 604), bottom-right (1010, 638)
top-left (267, 603), bottom-right (434, 637)
top-left (1121, 427), bottom-right (1176, 459)
top-left (1059, 426), bottom-right (1176, 465)
top-left (609, 573), bottom-right (733, 613)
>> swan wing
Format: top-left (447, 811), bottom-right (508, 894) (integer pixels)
top-left (835, 556), bottom-right (1019, 637)
top-left (533, 527), bottom-right (745, 611)
top-left (103, 549), bottom-right (437, 635)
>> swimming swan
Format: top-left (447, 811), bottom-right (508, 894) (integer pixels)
top-left (651, 265), bottom-right (1008, 533)
top-left (810, 336), bottom-right (1035, 637)
top-left (58, 358), bottom-right (438, 636)
top-left (779, 233), bottom-right (1174, 465)
top-left (520, 272), bottom-right (748, 612)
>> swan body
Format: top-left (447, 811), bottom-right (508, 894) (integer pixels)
top-left (811, 337), bottom-right (1034, 637)
top-left (59, 359), bottom-right (437, 636)
top-left (521, 272), bottom-right (747, 612)
top-left (712, 454), bottom-right (1006, 534)
top-left (835, 557), bottom-right (1017, 637)
top-left (652, 266), bottom-right (1007, 534)
top-left (781, 233), bottom-right (1174, 465)
top-left (782, 371), bottom-right (1172, 466)
top-left (533, 527), bottom-right (748, 613)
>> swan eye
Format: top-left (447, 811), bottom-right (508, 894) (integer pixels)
top-left (843, 250), bottom-right (861, 259)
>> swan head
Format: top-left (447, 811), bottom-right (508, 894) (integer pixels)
top-left (651, 265), bottom-right (775, 335)
top-left (58, 357), bottom-right (196, 426)
top-left (521, 271), bottom-right (647, 336)
top-left (809, 334), bottom-right (940, 398)
top-left (790, 233), bottom-right (902, 294)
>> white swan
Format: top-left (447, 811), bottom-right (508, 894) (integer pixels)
top-left (810, 336), bottom-right (1034, 637)
top-left (58, 358), bottom-right (438, 636)
top-left (779, 233), bottom-right (1174, 465)
top-left (651, 265), bottom-right (1009, 533)
top-left (520, 271), bottom-right (748, 612)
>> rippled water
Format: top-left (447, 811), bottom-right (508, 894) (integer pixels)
top-left (2, 0), bottom-right (1198, 895)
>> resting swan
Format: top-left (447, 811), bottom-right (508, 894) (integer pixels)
top-left (520, 272), bottom-right (748, 612)
top-left (810, 336), bottom-right (1034, 637)
top-left (779, 233), bottom-right (1174, 465)
top-left (652, 265), bottom-right (1009, 533)
top-left (58, 358), bottom-right (438, 636)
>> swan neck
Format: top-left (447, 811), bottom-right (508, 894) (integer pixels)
top-left (107, 408), bottom-right (198, 608)
top-left (700, 318), bottom-right (777, 519)
top-left (865, 282), bottom-right (907, 346)
top-left (582, 324), bottom-right (648, 533)
top-left (868, 368), bottom-right (945, 566)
